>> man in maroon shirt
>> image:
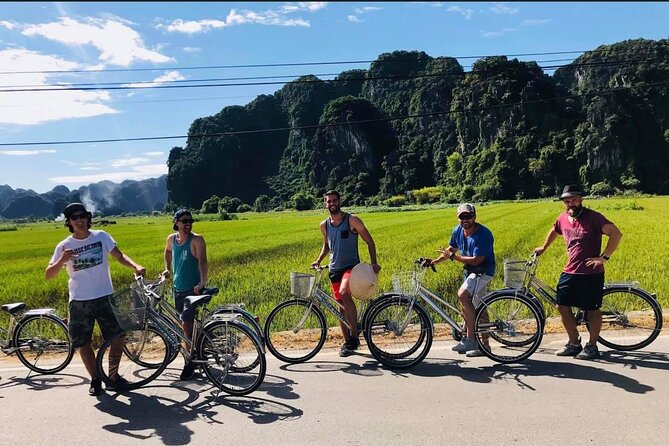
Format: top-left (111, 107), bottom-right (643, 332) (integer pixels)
top-left (534, 185), bottom-right (623, 359)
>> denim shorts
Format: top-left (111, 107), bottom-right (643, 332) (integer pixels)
top-left (68, 295), bottom-right (124, 348)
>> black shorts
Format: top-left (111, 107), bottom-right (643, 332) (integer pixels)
top-left (556, 272), bottom-right (605, 311)
top-left (68, 295), bottom-right (124, 348)
top-left (174, 289), bottom-right (197, 323)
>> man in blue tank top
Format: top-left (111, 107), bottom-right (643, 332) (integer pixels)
top-left (312, 190), bottom-right (381, 357)
top-left (163, 209), bottom-right (208, 379)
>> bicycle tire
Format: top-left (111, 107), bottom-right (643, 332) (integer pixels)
top-left (124, 323), bottom-right (179, 368)
top-left (366, 296), bottom-right (433, 370)
top-left (96, 327), bottom-right (170, 391)
top-left (487, 290), bottom-right (544, 347)
top-left (210, 306), bottom-right (264, 344)
top-left (475, 292), bottom-right (543, 363)
top-left (592, 286), bottom-right (663, 351)
top-left (197, 320), bottom-right (266, 396)
top-left (360, 293), bottom-right (401, 345)
top-left (264, 299), bottom-right (327, 364)
top-left (13, 313), bottom-right (74, 374)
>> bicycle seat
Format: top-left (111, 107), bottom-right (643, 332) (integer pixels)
top-left (183, 294), bottom-right (213, 311)
top-left (1, 303), bottom-right (25, 315)
top-left (201, 287), bottom-right (219, 296)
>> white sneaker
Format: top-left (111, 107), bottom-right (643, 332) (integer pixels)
top-left (452, 338), bottom-right (478, 353)
top-left (466, 348), bottom-right (484, 357)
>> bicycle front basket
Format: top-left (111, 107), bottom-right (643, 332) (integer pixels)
top-left (109, 283), bottom-right (147, 330)
top-left (391, 271), bottom-right (420, 296)
top-left (503, 259), bottom-right (527, 289)
top-left (290, 272), bottom-right (315, 298)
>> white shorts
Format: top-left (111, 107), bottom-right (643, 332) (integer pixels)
top-left (459, 273), bottom-right (493, 307)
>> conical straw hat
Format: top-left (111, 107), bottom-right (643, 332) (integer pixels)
top-left (349, 263), bottom-right (377, 300)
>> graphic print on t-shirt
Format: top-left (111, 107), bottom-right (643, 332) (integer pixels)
top-left (71, 241), bottom-right (104, 271)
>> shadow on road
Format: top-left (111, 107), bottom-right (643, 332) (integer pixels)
top-left (600, 350), bottom-right (669, 371)
top-left (94, 382), bottom-right (303, 444)
top-left (278, 356), bottom-right (384, 377)
top-left (0, 372), bottom-right (85, 397)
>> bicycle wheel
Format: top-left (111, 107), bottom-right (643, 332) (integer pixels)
top-left (594, 286), bottom-right (663, 351)
top-left (124, 323), bottom-right (179, 368)
top-left (475, 293), bottom-right (543, 363)
top-left (487, 291), bottom-right (544, 347)
top-left (366, 297), bottom-right (433, 370)
top-left (96, 327), bottom-right (170, 391)
top-left (210, 306), bottom-right (264, 344)
top-left (197, 320), bottom-right (266, 396)
top-left (13, 313), bottom-right (74, 374)
top-left (264, 299), bottom-right (327, 363)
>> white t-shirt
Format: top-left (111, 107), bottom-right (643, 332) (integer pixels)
top-left (50, 230), bottom-right (117, 301)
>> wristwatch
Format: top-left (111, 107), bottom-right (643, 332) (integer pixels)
top-left (601, 254), bottom-right (610, 261)
top-left (449, 252), bottom-right (455, 261)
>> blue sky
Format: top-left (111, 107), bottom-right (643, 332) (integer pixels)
top-left (0, 2), bottom-right (667, 193)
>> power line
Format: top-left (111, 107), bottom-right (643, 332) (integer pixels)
top-left (1, 59), bottom-right (662, 93)
top-left (2, 80), bottom-right (667, 148)
top-left (0, 50), bottom-right (588, 76)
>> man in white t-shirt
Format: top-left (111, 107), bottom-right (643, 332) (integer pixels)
top-left (46, 203), bottom-right (145, 396)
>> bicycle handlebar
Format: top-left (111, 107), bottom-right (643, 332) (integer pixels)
top-left (415, 258), bottom-right (437, 273)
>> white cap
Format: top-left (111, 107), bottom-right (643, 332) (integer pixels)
top-left (456, 203), bottom-right (476, 216)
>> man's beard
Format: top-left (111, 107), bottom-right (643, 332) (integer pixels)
top-left (328, 205), bottom-right (340, 215)
top-left (567, 205), bottom-right (584, 217)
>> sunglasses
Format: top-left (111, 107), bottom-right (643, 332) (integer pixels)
top-left (178, 219), bottom-right (194, 224)
top-left (69, 213), bottom-right (88, 221)
top-left (458, 213), bottom-right (475, 220)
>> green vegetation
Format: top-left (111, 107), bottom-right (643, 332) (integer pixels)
top-left (0, 197), bottom-right (666, 329)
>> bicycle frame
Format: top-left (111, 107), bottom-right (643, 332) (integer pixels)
top-left (303, 267), bottom-right (355, 331)
top-left (1, 307), bottom-right (63, 354)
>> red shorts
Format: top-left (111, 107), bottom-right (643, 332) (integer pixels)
top-left (330, 268), bottom-right (353, 301)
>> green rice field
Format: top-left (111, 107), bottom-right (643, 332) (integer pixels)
top-left (0, 196), bottom-right (666, 330)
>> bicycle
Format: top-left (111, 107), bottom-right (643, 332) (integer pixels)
top-left (95, 274), bottom-right (266, 396)
top-left (503, 254), bottom-right (663, 350)
top-left (0, 302), bottom-right (74, 375)
top-left (264, 266), bottom-right (393, 364)
top-left (365, 259), bottom-right (544, 369)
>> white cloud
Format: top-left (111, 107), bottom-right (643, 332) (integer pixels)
top-left (490, 3), bottom-right (519, 15)
top-left (111, 157), bottom-right (150, 168)
top-left (48, 163), bottom-right (168, 185)
top-left (0, 149), bottom-right (57, 156)
top-left (481, 28), bottom-right (519, 38)
top-left (0, 20), bottom-right (16, 29)
top-left (159, 18), bottom-right (226, 34)
top-left (182, 46), bottom-right (201, 53)
top-left (22, 17), bottom-right (173, 66)
top-left (160, 5), bottom-right (315, 34)
top-left (0, 49), bottom-right (118, 125)
top-left (144, 151), bottom-right (164, 157)
top-left (447, 5), bottom-right (475, 20)
top-left (347, 15), bottom-right (362, 23)
top-left (354, 6), bottom-right (382, 14)
top-left (79, 165), bottom-right (103, 171)
top-left (122, 70), bottom-right (185, 88)
top-left (523, 19), bottom-right (551, 25)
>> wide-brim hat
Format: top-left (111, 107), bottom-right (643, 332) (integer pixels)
top-left (559, 185), bottom-right (586, 199)
top-left (349, 263), bottom-right (378, 301)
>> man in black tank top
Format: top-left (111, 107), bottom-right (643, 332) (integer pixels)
top-left (312, 190), bottom-right (381, 357)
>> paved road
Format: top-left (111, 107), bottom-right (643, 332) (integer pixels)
top-left (1, 333), bottom-right (668, 446)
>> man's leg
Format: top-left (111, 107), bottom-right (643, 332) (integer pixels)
top-left (586, 309), bottom-right (602, 346)
top-left (339, 284), bottom-right (358, 340)
top-left (457, 288), bottom-right (476, 340)
top-left (78, 342), bottom-right (97, 378)
top-left (557, 304), bottom-right (580, 344)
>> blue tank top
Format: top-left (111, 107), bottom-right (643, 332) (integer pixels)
top-left (326, 213), bottom-right (360, 272)
top-left (172, 233), bottom-right (200, 292)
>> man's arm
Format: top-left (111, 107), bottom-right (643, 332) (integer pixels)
top-left (45, 246), bottom-right (75, 280)
top-left (110, 247), bottom-right (145, 276)
top-left (311, 221), bottom-right (330, 268)
top-left (586, 222), bottom-right (623, 268)
top-left (349, 215), bottom-right (381, 273)
top-left (191, 235), bottom-right (208, 294)
top-left (534, 227), bottom-right (559, 256)
top-left (163, 234), bottom-right (173, 278)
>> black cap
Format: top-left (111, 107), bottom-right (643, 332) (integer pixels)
top-left (560, 185), bottom-right (586, 199)
top-left (63, 202), bottom-right (87, 218)
top-left (173, 208), bottom-right (192, 230)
